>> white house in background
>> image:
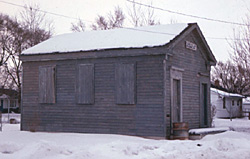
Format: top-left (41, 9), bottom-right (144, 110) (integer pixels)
top-left (243, 97), bottom-right (250, 115)
top-left (0, 88), bottom-right (19, 113)
top-left (211, 88), bottom-right (244, 118)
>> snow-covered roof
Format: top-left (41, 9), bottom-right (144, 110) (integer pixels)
top-left (243, 97), bottom-right (250, 104)
top-left (22, 23), bottom-right (188, 55)
top-left (211, 88), bottom-right (244, 98)
top-left (0, 94), bottom-right (9, 99)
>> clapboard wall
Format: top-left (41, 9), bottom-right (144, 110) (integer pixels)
top-left (166, 30), bottom-right (211, 133)
top-left (21, 54), bottom-right (166, 137)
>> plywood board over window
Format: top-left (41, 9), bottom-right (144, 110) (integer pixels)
top-left (39, 65), bottom-right (56, 104)
top-left (76, 64), bottom-right (94, 104)
top-left (115, 63), bottom-right (136, 105)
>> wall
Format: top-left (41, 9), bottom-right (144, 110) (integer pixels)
top-left (21, 54), bottom-right (166, 137)
top-left (165, 30), bottom-right (212, 133)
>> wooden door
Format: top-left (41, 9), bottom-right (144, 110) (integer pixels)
top-left (201, 83), bottom-right (208, 127)
top-left (0, 99), bottom-right (3, 111)
top-left (173, 79), bottom-right (181, 122)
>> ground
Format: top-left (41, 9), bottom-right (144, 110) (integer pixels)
top-left (1, 114), bottom-right (250, 159)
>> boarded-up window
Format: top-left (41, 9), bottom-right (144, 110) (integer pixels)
top-left (77, 64), bottom-right (94, 104)
top-left (39, 66), bottom-right (56, 103)
top-left (115, 63), bottom-right (135, 104)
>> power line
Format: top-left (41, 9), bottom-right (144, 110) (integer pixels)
top-left (0, 0), bottom-right (248, 41)
top-left (124, 27), bottom-right (249, 41)
top-left (123, 27), bottom-right (176, 36)
top-left (126, 0), bottom-right (249, 27)
top-left (0, 0), bottom-right (93, 23)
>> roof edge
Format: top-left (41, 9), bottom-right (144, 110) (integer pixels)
top-left (167, 23), bottom-right (217, 66)
top-left (188, 23), bottom-right (217, 65)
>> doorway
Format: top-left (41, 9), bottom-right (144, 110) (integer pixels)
top-left (201, 83), bottom-right (208, 127)
top-left (170, 67), bottom-right (183, 127)
top-left (0, 99), bottom-right (3, 112)
top-left (173, 79), bottom-right (181, 122)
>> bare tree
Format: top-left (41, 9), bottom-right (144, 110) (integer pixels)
top-left (230, 16), bottom-right (250, 76)
top-left (211, 14), bottom-right (250, 95)
top-left (0, 4), bottom-right (53, 105)
top-left (91, 6), bottom-right (125, 30)
top-left (108, 6), bottom-right (125, 29)
top-left (20, 4), bottom-right (53, 46)
top-left (0, 14), bottom-right (23, 89)
top-left (212, 61), bottom-right (235, 93)
top-left (0, 66), bottom-right (11, 88)
top-left (71, 19), bottom-right (85, 32)
top-left (211, 60), bottom-right (250, 95)
top-left (91, 16), bottom-right (109, 30)
top-left (127, 0), bottom-right (160, 27)
top-left (0, 14), bottom-right (13, 67)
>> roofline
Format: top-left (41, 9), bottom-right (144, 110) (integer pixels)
top-left (166, 23), bottom-right (217, 65)
top-left (20, 24), bottom-right (190, 59)
top-left (20, 23), bottom-right (217, 64)
top-left (20, 45), bottom-right (168, 57)
top-left (211, 88), bottom-right (245, 98)
top-left (20, 46), bottom-right (170, 62)
top-left (189, 23), bottom-right (217, 65)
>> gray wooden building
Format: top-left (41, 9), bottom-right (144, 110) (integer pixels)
top-left (20, 23), bottom-right (216, 138)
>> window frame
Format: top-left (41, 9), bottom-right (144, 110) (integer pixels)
top-left (223, 97), bottom-right (226, 109)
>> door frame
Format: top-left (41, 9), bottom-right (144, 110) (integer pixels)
top-left (200, 83), bottom-right (209, 127)
top-left (199, 76), bottom-right (210, 128)
top-left (0, 99), bottom-right (3, 112)
top-left (170, 66), bottom-right (184, 133)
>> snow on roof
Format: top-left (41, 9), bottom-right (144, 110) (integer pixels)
top-left (243, 97), bottom-right (250, 104)
top-left (211, 88), bottom-right (244, 98)
top-left (189, 127), bottom-right (230, 135)
top-left (0, 94), bottom-right (9, 99)
top-left (22, 23), bottom-right (188, 55)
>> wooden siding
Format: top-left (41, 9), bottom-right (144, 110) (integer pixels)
top-left (166, 30), bottom-right (211, 133)
top-left (21, 55), bottom-right (165, 137)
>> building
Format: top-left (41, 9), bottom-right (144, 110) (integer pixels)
top-left (20, 23), bottom-right (216, 138)
top-left (0, 88), bottom-right (19, 113)
top-left (243, 97), bottom-right (250, 117)
top-left (211, 87), bottom-right (244, 118)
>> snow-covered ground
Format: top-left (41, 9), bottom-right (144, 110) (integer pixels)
top-left (1, 116), bottom-right (250, 159)
top-left (1, 113), bottom-right (20, 123)
top-left (214, 117), bottom-right (250, 133)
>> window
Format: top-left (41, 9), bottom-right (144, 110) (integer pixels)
top-left (232, 100), bottom-right (234, 106)
top-left (237, 99), bottom-right (241, 106)
top-left (77, 64), bottom-right (94, 104)
top-left (115, 63), bottom-right (135, 104)
top-left (39, 66), bottom-right (56, 103)
top-left (223, 97), bottom-right (226, 109)
top-left (10, 100), bottom-right (16, 108)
